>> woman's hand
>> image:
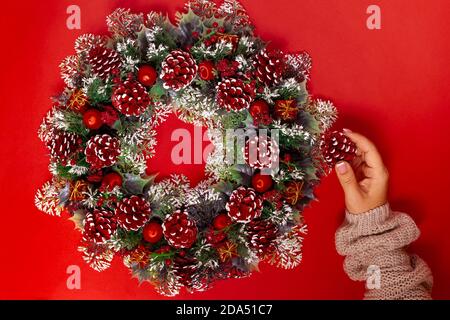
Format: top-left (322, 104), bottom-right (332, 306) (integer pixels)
top-left (334, 130), bottom-right (389, 214)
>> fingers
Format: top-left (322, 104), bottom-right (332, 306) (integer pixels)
top-left (335, 161), bottom-right (361, 198)
top-left (343, 130), bottom-right (385, 172)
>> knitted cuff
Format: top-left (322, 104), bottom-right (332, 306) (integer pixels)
top-left (345, 203), bottom-right (391, 231)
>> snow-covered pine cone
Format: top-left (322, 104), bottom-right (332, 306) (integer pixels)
top-left (244, 135), bottom-right (279, 169)
top-left (320, 131), bottom-right (357, 166)
top-left (87, 46), bottom-right (122, 80)
top-left (226, 187), bottom-right (263, 223)
top-left (216, 78), bottom-right (256, 111)
top-left (82, 209), bottom-right (117, 243)
top-left (172, 254), bottom-right (198, 288)
top-left (160, 50), bottom-right (198, 91)
top-left (254, 49), bottom-right (285, 86)
top-left (47, 130), bottom-right (82, 165)
top-left (85, 134), bottom-right (121, 169)
top-left (111, 78), bottom-right (151, 116)
top-left (162, 210), bottom-right (198, 249)
top-left (115, 195), bottom-right (152, 231)
top-left (246, 219), bottom-right (278, 257)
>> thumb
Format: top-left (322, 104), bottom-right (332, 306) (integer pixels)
top-left (335, 161), bottom-right (360, 197)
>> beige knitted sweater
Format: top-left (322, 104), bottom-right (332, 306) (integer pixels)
top-left (335, 203), bottom-right (433, 300)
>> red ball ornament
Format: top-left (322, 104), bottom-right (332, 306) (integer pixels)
top-left (283, 153), bottom-right (292, 163)
top-left (249, 100), bottom-right (272, 125)
top-left (137, 64), bottom-right (158, 87)
top-left (198, 61), bottom-right (216, 80)
top-left (100, 172), bottom-right (123, 191)
top-left (251, 173), bottom-right (274, 193)
top-left (249, 100), bottom-right (270, 117)
top-left (143, 221), bottom-right (164, 244)
top-left (83, 109), bottom-right (103, 130)
top-left (213, 213), bottom-right (232, 230)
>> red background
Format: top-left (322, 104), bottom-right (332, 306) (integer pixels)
top-left (0, 0), bottom-right (449, 299)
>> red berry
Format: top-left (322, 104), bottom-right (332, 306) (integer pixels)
top-left (100, 172), bottom-right (123, 191)
top-left (213, 213), bottom-right (232, 230)
top-left (137, 64), bottom-right (157, 87)
top-left (198, 61), bottom-right (216, 80)
top-left (249, 100), bottom-right (270, 118)
top-left (212, 22), bottom-right (219, 28)
top-left (283, 153), bottom-right (292, 163)
top-left (251, 173), bottom-right (274, 193)
top-left (143, 221), bottom-right (164, 244)
top-left (83, 109), bottom-right (102, 130)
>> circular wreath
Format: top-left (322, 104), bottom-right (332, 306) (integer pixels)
top-left (35, 0), bottom-right (345, 296)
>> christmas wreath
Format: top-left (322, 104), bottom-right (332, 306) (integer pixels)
top-left (35, 0), bottom-right (354, 296)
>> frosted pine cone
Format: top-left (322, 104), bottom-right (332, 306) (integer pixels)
top-left (85, 134), bottom-right (121, 169)
top-left (160, 50), bottom-right (198, 91)
top-left (254, 49), bottom-right (285, 86)
top-left (320, 131), bottom-right (357, 165)
top-left (216, 78), bottom-right (256, 111)
top-left (82, 209), bottom-right (117, 243)
top-left (246, 219), bottom-right (278, 257)
top-left (87, 46), bottom-right (122, 80)
top-left (111, 78), bottom-right (151, 116)
top-left (47, 130), bottom-right (82, 165)
top-left (226, 187), bottom-right (263, 223)
top-left (162, 210), bottom-right (198, 249)
top-left (172, 254), bottom-right (198, 287)
top-left (244, 135), bottom-right (279, 169)
top-left (115, 195), bottom-right (152, 231)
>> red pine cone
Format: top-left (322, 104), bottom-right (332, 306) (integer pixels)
top-left (226, 187), bottom-right (263, 223)
top-left (82, 209), bottom-right (117, 243)
top-left (87, 46), bottom-right (122, 80)
top-left (162, 210), bottom-right (198, 249)
top-left (47, 130), bottom-right (82, 165)
top-left (320, 131), bottom-right (357, 165)
top-left (244, 135), bottom-right (279, 169)
top-left (115, 195), bottom-right (152, 231)
top-left (172, 254), bottom-right (198, 287)
top-left (85, 134), bottom-right (121, 169)
top-left (216, 78), bottom-right (256, 111)
top-left (160, 50), bottom-right (198, 91)
top-left (246, 219), bottom-right (278, 257)
top-left (254, 49), bottom-right (285, 86)
top-left (111, 78), bottom-right (151, 116)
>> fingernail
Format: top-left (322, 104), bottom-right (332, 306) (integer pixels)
top-left (336, 162), bottom-right (348, 174)
top-left (343, 128), bottom-right (352, 134)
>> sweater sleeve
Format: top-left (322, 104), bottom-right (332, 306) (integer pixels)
top-left (335, 203), bottom-right (433, 300)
